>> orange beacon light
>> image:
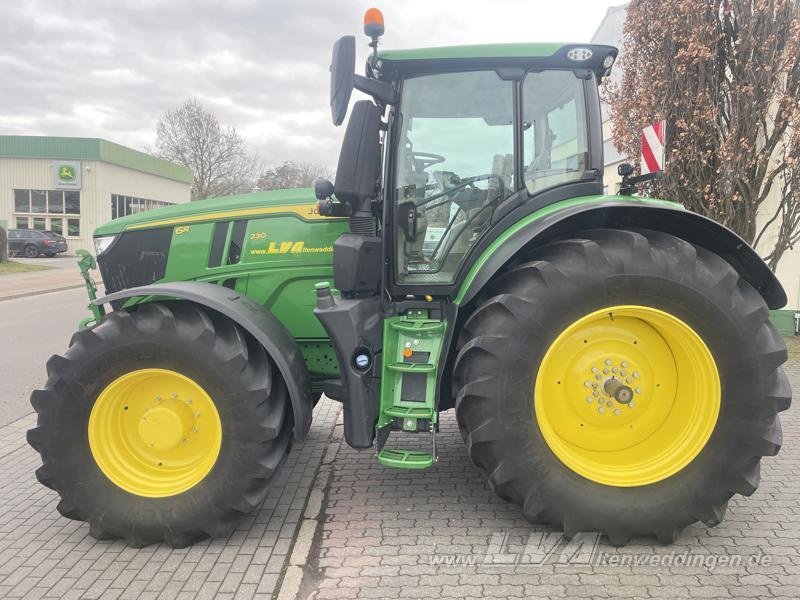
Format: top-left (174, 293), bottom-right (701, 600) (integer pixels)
top-left (364, 8), bottom-right (385, 39)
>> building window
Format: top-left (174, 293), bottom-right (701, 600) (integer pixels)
top-left (13, 189), bottom-right (80, 236)
top-left (111, 194), bottom-right (174, 219)
top-left (48, 191), bottom-right (63, 213)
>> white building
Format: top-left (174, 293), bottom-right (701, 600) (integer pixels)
top-left (591, 4), bottom-right (798, 334)
top-left (591, 3), bottom-right (629, 194)
top-left (0, 136), bottom-right (192, 254)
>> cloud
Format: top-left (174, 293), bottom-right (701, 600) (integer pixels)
top-left (1, 0), bottom-right (613, 170)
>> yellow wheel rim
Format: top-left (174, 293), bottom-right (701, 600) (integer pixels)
top-left (88, 369), bottom-right (222, 497)
top-left (534, 305), bottom-right (720, 487)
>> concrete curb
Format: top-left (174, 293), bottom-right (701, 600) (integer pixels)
top-left (276, 415), bottom-right (343, 600)
top-left (0, 283), bottom-right (85, 302)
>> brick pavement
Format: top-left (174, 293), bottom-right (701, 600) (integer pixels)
top-left (292, 340), bottom-right (800, 600)
top-left (0, 341), bottom-right (798, 599)
top-left (0, 397), bottom-right (342, 600)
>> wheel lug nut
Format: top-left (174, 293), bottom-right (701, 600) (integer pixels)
top-left (598, 407), bottom-right (605, 414)
top-left (635, 388), bottom-right (641, 394)
top-left (633, 372), bottom-right (640, 379)
top-left (586, 396), bottom-right (593, 403)
top-left (607, 401), bottom-right (613, 407)
top-left (621, 361), bottom-right (628, 368)
top-left (603, 368), bottom-right (609, 374)
top-left (629, 401), bottom-right (635, 408)
top-left (605, 359), bottom-right (612, 366)
top-left (591, 367), bottom-right (598, 373)
top-left (625, 377), bottom-right (632, 384)
top-left (613, 408), bottom-right (621, 416)
top-left (620, 370), bottom-right (627, 377)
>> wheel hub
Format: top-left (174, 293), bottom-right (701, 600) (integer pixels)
top-left (88, 369), bottom-right (222, 497)
top-left (602, 376), bottom-right (633, 404)
top-left (534, 305), bottom-right (720, 487)
top-left (137, 404), bottom-right (191, 450)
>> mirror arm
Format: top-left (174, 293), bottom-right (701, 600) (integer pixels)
top-left (353, 74), bottom-right (394, 105)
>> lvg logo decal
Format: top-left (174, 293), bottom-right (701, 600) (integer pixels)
top-left (248, 236), bottom-right (332, 256)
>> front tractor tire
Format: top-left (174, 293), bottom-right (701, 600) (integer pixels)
top-left (27, 301), bottom-right (292, 548)
top-left (454, 228), bottom-right (790, 545)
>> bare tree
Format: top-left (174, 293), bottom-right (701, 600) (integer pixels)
top-left (155, 99), bottom-right (260, 201)
top-left (0, 224), bottom-right (7, 263)
top-left (256, 161), bottom-right (333, 191)
top-left (607, 0), bottom-right (800, 270)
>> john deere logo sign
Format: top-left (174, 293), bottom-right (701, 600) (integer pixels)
top-left (58, 165), bottom-right (76, 181)
top-left (52, 161), bottom-right (81, 189)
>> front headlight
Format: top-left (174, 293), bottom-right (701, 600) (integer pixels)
top-left (94, 235), bottom-right (116, 256)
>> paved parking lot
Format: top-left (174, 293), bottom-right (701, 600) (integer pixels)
top-left (1, 342), bottom-right (798, 599)
top-left (0, 400), bottom-right (341, 600)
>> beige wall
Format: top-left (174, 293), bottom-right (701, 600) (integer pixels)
top-left (753, 169), bottom-right (800, 310)
top-left (0, 157), bottom-right (190, 254)
top-left (603, 160), bottom-right (623, 195)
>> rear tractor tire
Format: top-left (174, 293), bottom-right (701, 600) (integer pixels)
top-left (27, 301), bottom-right (292, 547)
top-left (454, 228), bottom-right (790, 545)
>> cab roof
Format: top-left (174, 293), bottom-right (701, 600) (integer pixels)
top-left (378, 42), bottom-right (618, 79)
top-left (379, 42), bottom-right (567, 61)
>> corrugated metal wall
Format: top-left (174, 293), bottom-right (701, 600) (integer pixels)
top-left (0, 157), bottom-right (191, 254)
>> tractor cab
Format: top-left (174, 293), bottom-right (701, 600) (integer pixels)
top-left (318, 12), bottom-right (616, 295)
top-left (313, 10), bottom-right (618, 464)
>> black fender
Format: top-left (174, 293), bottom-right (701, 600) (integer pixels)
top-left (92, 281), bottom-right (315, 441)
top-left (456, 200), bottom-right (787, 310)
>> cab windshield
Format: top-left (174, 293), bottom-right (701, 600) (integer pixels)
top-left (393, 69), bottom-right (589, 285)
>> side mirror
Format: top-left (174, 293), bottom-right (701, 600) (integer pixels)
top-left (314, 177), bottom-right (335, 200)
top-left (330, 36), bottom-right (356, 126)
top-left (329, 35), bottom-right (394, 126)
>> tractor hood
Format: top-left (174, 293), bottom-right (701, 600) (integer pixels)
top-left (94, 187), bottom-right (321, 237)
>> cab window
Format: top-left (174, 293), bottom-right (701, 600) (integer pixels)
top-left (394, 70), bottom-right (515, 284)
top-left (522, 70), bottom-right (589, 193)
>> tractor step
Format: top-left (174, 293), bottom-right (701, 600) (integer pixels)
top-left (384, 406), bottom-right (434, 420)
top-left (376, 309), bottom-right (446, 469)
top-left (377, 448), bottom-right (434, 469)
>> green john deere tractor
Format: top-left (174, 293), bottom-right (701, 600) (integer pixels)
top-left (28, 10), bottom-right (790, 548)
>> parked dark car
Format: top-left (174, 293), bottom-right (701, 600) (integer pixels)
top-left (8, 229), bottom-right (68, 257)
top-left (43, 230), bottom-right (68, 246)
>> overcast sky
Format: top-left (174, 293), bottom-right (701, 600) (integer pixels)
top-left (0, 0), bottom-right (619, 170)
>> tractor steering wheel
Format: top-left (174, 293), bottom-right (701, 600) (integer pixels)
top-left (411, 151), bottom-right (446, 172)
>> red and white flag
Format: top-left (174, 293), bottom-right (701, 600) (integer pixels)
top-left (641, 120), bottom-right (666, 174)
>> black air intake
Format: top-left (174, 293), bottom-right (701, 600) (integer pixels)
top-left (97, 228), bottom-right (172, 294)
